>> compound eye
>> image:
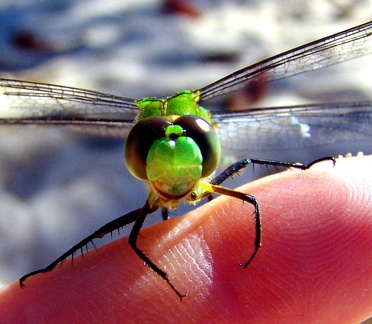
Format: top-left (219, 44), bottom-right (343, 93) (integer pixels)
top-left (125, 117), bottom-right (171, 179)
top-left (175, 115), bottom-right (221, 177)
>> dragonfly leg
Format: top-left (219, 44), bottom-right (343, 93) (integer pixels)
top-left (128, 196), bottom-right (187, 299)
top-left (209, 156), bottom-right (335, 269)
top-left (211, 156), bottom-right (335, 186)
top-left (19, 207), bottom-right (143, 288)
top-left (211, 185), bottom-right (261, 268)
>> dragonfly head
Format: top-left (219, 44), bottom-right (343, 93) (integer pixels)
top-left (125, 115), bottom-right (221, 201)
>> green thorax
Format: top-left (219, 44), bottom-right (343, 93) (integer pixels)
top-left (136, 90), bottom-right (211, 122)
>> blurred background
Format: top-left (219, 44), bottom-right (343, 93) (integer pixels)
top-left (0, 0), bottom-right (371, 287)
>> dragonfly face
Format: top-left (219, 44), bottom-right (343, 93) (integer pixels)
top-left (125, 91), bottom-right (221, 203)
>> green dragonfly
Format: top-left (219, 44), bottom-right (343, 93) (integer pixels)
top-left (1, 21), bottom-right (371, 298)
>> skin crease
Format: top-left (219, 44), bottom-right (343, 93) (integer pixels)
top-left (0, 155), bottom-right (371, 323)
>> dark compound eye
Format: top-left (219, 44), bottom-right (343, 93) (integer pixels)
top-left (125, 116), bottom-right (171, 180)
top-left (174, 115), bottom-right (221, 177)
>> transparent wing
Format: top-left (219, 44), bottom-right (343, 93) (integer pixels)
top-left (0, 78), bottom-right (140, 136)
top-left (198, 21), bottom-right (372, 100)
top-left (213, 102), bottom-right (372, 159)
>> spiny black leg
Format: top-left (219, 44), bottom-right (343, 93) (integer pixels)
top-left (128, 197), bottom-right (187, 300)
top-left (20, 207), bottom-right (143, 288)
top-left (211, 156), bottom-right (335, 186)
top-left (210, 156), bottom-right (335, 269)
top-left (211, 159), bottom-right (253, 185)
top-left (210, 157), bottom-right (334, 268)
top-left (211, 185), bottom-right (262, 268)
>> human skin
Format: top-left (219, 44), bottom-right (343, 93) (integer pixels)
top-left (0, 155), bottom-right (371, 323)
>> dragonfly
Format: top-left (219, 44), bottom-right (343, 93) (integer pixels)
top-left (0, 21), bottom-right (371, 299)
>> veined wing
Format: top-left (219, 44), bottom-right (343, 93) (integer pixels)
top-left (198, 21), bottom-right (372, 101)
top-left (0, 78), bottom-right (139, 136)
top-left (213, 102), bottom-right (372, 159)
